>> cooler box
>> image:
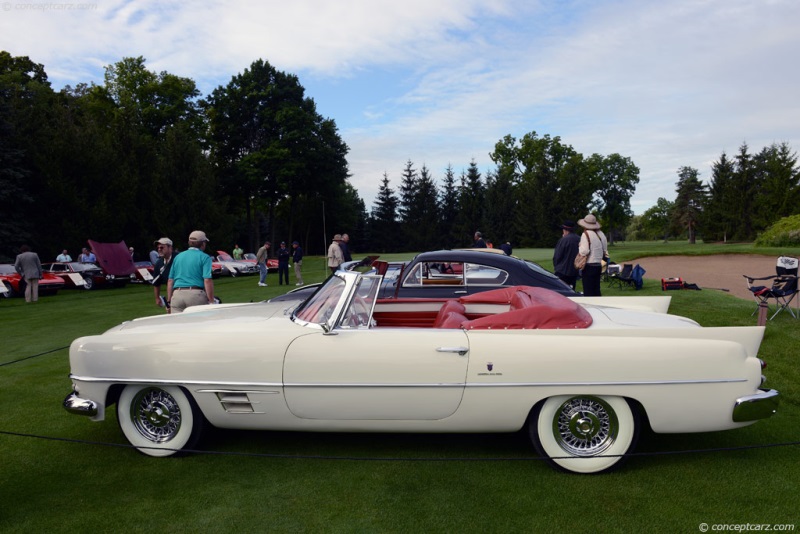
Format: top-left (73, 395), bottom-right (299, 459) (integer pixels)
top-left (661, 277), bottom-right (683, 291)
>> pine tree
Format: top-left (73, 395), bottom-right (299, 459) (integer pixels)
top-left (369, 173), bottom-right (400, 252)
top-left (672, 166), bottom-right (707, 244)
top-left (439, 164), bottom-right (460, 248)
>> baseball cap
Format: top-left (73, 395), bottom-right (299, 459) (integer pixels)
top-left (189, 230), bottom-right (209, 242)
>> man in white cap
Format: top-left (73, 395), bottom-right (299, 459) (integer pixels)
top-left (151, 237), bottom-right (175, 311)
top-left (167, 230), bottom-right (215, 313)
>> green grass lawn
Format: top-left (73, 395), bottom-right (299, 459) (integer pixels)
top-left (1, 244), bottom-right (798, 532)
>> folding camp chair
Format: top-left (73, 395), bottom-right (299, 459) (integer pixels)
top-left (603, 262), bottom-right (620, 283)
top-left (607, 263), bottom-right (634, 289)
top-left (743, 256), bottom-right (799, 320)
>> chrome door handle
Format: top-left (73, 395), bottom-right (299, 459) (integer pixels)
top-left (436, 346), bottom-right (469, 356)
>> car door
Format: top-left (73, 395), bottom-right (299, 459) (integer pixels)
top-left (283, 328), bottom-right (470, 420)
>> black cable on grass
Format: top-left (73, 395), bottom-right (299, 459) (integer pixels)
top-left (1, 429), bottom-right (798, 463)
top-left (0, 346), bottom-right (69, 367)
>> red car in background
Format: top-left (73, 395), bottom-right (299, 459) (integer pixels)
top-left (42, 262), bottom-right (121, 290)
top-left (0, 264), bottom-right (65, 297)
top-left (241, 252), bottom-right (278, 271)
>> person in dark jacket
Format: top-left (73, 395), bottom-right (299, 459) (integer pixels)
top-left (277, 241), bottom-right (290, 285)
top-left (340, 233), bottom-right (353, 262)
top-left (553, 221), bottom-right (581, 290)
top-left (151, 237), bottom-right (176, 311)
top-left (291, 241), bottom-right (304, 286)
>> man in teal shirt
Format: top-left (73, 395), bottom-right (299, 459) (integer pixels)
top-left (167, 230), bottom-right (215, 313)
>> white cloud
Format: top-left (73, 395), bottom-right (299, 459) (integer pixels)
top-left (2, 0), bottom-right (798, 214)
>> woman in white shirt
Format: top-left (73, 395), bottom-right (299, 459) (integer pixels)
top-left (576, 214), bottom-right (609, 296)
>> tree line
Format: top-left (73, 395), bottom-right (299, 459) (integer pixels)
top-left (632, 142), bottom-right (799, 243)
top-left (12, 50), bottom-right (786, 264)
top-left (363, 137), bottom-right (640, 253)
top-left (0, 52), bottom-right (357, 262)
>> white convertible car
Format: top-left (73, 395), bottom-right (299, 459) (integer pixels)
top-left (64, 270), bottom-right (778, 474)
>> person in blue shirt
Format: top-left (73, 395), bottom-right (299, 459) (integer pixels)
top-left (167, 230), bottom-right (215, 313)
top-left (78, 247), bottom-right (96, 263)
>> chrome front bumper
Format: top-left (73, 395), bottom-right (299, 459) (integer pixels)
top-left (732, 388), bottom-right (779, 423)
top-left (63, 391), bottom-right (98, 417)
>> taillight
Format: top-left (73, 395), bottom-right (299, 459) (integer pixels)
top-left (759, 358), bottom-right (767, 370)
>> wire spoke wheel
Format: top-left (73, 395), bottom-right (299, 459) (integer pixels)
top-left (530, 395), bottom-right (639, 474)
top-left (118, 385), bottom-right (203, 457)
top-left (554, 396), bottom-right (618, 457)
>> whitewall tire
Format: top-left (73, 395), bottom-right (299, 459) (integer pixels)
top-left (530, 395), bottom-right (639, 474)
top-left (118, 385), bottom-right (203, 457)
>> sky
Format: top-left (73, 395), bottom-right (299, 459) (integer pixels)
top-left (2, 0), bottom-right (799, 214)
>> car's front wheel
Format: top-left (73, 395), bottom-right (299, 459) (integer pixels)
top-left (117, 385), bottom-right (204, 457)
top-left (82, 276), bottom-right (93, 290)
top-left (1, 281), bottom-right (13, 298)
top-left (529, 395), bottom-right (639, 474)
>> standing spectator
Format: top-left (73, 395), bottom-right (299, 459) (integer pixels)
top-left (232, 244), bottom-right (244, 260)
top-left (473, 231), bottom-right (487, 248)
top-left (151, 237), bottom-right (176, 312)
top-left (256, 240), bottom-right (271, 287)
top-left (340, 233), bottom-right (352, 262)
top-left (553, 221), bottom-right (581, 290)
top-left (148, 247), bottom-right (159, 265)
top-left (14, 245), bottom-right (42, 303)
top-left (277, 241), bottom-right (290, 285)
top-left (167, 230), bottom-right (215, 313)
top-left (327, 234), bottom-right (344, 273)
top-left (291, 241), bottom-right (304, 286)
top-left (500, 242), bottom-right (512, 256)
top-left (78, 247), bottom-right (96, 263)
top-left (129, 246), bottom-right (135, 260)
top-left (56, 249), bottom-right (72, 262)
top-left (575, 214), bottom-right (609, 297)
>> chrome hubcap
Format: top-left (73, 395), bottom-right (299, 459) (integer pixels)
top-left (553, 397), bottom-right (618, 457)
top-left (130, 388), bottom-right (182, 443)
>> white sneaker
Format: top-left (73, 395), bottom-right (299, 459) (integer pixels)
top-left (258, 282), bottom-right (267, 287)
top-left (296, 282), bottom-right (303, 286)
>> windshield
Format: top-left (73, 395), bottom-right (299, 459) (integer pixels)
top-left (294, 276), bottom-right (347, 325)
top-left (339, 275), bottom-right (381, 329)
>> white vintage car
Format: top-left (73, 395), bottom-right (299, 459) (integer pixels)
top-left (64, 270), bottom-right (778, 474)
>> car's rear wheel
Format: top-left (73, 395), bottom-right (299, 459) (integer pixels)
top-left (529, 395), bottom-right (639, 474)
top-left (1, 281), bottom-right (13, 298)
top-left (118, 385), bottom-right (203, 457)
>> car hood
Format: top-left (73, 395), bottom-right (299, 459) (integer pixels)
top-left (108, 300), bottom-right (298, 334)
top-left (89, 240), bottom-right (135, 276)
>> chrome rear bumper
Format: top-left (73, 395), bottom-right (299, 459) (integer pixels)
top-left (732, 388), bottom-right (779, 422)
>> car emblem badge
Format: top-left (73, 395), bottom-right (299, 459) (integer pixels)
top-left (487, 362), bottom-right (493, 371)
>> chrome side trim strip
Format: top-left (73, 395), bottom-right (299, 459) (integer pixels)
top-left (71, 374), bottom-right (747, 388)
top-left (70, 375), bottom-right (284, 388)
